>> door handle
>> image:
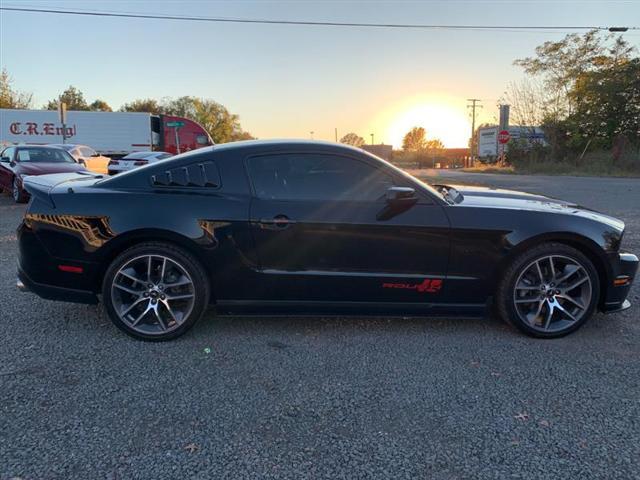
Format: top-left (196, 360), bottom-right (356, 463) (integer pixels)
top-left (258, 215), bottom-right (295, 229)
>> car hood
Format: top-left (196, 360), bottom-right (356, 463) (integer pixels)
top-left (17, 162), bottom-right (86, 176)
top-left (442, 184), bottom-right (625, 231)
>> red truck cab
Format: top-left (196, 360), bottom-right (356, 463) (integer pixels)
top-left (156, 115), bottom-right (213, 155)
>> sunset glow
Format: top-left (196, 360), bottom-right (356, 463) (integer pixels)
top-left (380, 97), bottom-right (472, 149)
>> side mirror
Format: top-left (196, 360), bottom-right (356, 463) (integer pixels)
top-left (377, 187), bottom-right (418, 221)
top-left (9, 160), bottom-right (17, 167)
top-left (386, 186), bottom-right (416, 203)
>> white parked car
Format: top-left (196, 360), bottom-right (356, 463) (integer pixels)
top-left (108, 151), bottom-right (172, 175)
top-left (50, 144), bottom-right (111, 175)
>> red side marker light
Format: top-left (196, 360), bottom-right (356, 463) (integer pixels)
top-left (58, 265), bottom-right (84, 274)
top-left (613, 276), bottom-right (630, 287)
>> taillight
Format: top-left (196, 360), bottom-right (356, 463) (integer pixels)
top-left (134, 160), bottom-right (148, 166)
top-left (108, 160), bottom-right (119, 166)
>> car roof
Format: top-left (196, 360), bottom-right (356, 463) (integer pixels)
top-left (16, 145), bottom-right (67, 150)
top-left (123, 151), bottom-right (168, 159)
top-left (48, 144), bottom-right (75, 150)
top-left (173, 139), bottom-right (371, 159)
top-left (213, 139), bottom-right (364, 153)
top-left (50, 144), bottom-right (88, 149)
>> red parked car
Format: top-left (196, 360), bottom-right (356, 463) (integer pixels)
top-left (0, 145), bottom-right (88, 203)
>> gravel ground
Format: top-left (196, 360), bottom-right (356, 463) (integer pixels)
top-left (1, 171), bottom-right (639, 480)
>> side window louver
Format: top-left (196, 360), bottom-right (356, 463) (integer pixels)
top-left (151, 162), bottom-right (220, 188)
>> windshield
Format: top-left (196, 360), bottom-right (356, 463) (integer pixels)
top-left (17, 148), bottom-right (76, 163)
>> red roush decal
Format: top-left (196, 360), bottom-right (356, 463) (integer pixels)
top-left (382, 279), bottom-right (443, 293)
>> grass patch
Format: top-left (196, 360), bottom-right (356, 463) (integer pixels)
top-left (464, 150), bottom-right (640, 178)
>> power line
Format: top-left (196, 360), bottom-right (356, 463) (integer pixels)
top-left (0, 6), bottom-right (637, 32)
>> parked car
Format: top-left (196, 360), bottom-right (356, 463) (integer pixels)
top-left (49, 144), bottom-right (111, 175)
top-left (0, 145), bottom-right (87, 203)
top-left (17, 140), bottom-right (638, 341)
top-left (108, 151), bottom-right (172, 175)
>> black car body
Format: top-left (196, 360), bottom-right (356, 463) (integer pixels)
top-left (17, 140), bottom-right (637, 340)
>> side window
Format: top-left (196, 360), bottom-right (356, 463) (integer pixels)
top-left (1, 147), bottom-right (15, 161)
top-left (80, 147), bottom-right (95, 157)
top-left (247, 154), bottom-right (394, 201)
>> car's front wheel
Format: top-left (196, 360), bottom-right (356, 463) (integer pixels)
top-left (102, 242), bottom-right (210, 341)
top-left (496, 243), bottom-right (600, 338)
top-left (13, 177), bottom-right (27, 203)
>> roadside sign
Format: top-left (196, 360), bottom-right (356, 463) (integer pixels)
top-left (166, 121), bottom-right (185, 128)
top-left (58, 102), bottom-right (67, 124)
top-left (498, 130), bottom-right (511, 144)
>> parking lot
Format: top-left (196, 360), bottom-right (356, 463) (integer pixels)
top-left (1, 171), bottom-right (639, 479)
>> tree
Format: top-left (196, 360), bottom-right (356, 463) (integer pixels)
top-left (502, 78), bottom-right (555, 128)
top-left (425, 139), bottom-right (445, 151)
top-left (514, 30), bottom-right (635, 117)
top-left (402, 127), bottom-right (427, 152)
top-left (0, 68), bottom-right (32, 109)
top-left (340, 132), bottom-right (365, 147)
top-left (568, 58), bottom-right (640, 150)
top-left (46, 86), bottom-right (89, 110)
top-left (89, 99), bottom-right (112, 112)
top-left (163, 96), bottom-right (252, 143)
top-left (120, 98), bottom-right (163, 113)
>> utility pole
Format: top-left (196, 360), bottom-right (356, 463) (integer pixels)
top-left (370, 133), bottom-right (374, 145)
top-left (335, 128), bottom-right (338, 142)
top-left (467, 98), bottom-right (482, 167)
top-left (310, 131), bottom-right (314, 140)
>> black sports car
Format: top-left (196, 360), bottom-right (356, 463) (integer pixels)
top-left (17, 140), bottom-right (637, 341)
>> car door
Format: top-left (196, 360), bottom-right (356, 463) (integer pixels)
top-left (246, 152), bottom-right (450, 304)
top-left (0, 147), bottom-right (16, 190)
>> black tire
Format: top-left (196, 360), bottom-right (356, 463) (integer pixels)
top-left (496, 242), bottom-right (600, 339)
top-left (13, 177), bottom-right (27, 203)
top-left (102, 242), bottom-right (210, 341)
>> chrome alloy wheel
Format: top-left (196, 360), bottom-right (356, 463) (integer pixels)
top-left (110, 254), bottom-right (195, 336)
top-left (513, 255), bottom-right (592, 334)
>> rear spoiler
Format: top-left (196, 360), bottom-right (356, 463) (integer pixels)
top-left (23, 171), bottom-right (102, 209)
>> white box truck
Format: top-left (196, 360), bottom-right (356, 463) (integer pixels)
top-left (0, 109), bottom-right (213, 156)
top-left (476, 125), bottom-right (547, 162)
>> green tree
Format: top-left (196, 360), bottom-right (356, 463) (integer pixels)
top-left (340, 132), bottom-right (365, 147)
top-left (120, 98), bottom-right (163, 113)
top-left (514, 30), bottom-right (635, 117)
top-left (568, 58), bottom-right (640, 149)
top-left (46, 86), bottom-right (89, 110)
top-left (402, 127), bottom-right (427, 152)
top-left (0, 68), bottom-right (32, 109)
top-left (163, 96), bottom-right (252, 143)
top-left (89, 99), bottom-right (112, 112)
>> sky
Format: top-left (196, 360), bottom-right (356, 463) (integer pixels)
top-left (1, 0), bottom-right (639, 147)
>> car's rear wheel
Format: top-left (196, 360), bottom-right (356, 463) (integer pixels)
top-left (13, 178), bottom-right (27, 203)
top-left (496, 243), bottom-right (600, 338)
top-left (102, 242), bottom-right (210, 341)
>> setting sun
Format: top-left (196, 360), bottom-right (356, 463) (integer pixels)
top-left (379, 97), bottom-right (472, 149)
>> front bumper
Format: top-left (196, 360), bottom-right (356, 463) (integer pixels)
top-left (601, 252), bottom-right (638, 313)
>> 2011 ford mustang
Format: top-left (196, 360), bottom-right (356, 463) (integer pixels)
top-left (17, 140), bottom-right (637, 341)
